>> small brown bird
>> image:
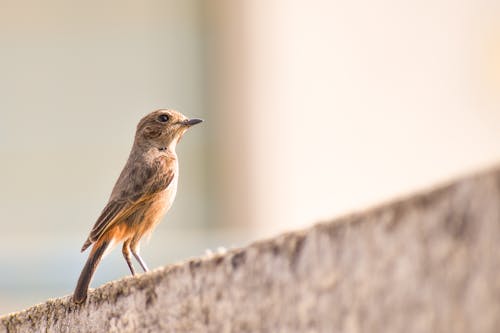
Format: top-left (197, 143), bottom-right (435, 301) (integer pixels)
top-left (73, 109), bottom-right (202, 303)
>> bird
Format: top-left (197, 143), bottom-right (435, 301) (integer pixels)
top-left (73, 109), bottom-right (202, 304)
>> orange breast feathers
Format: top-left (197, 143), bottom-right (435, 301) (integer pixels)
top-left (82, 154), bottom-right (178, 251)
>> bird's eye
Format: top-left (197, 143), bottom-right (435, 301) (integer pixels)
top-left (158, 114), bottom-right (170, 123)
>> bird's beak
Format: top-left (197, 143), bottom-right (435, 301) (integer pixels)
top-left (182, 118), bottom-right (203, 127)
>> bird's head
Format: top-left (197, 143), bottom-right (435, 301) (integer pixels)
top-left (135, 109), bottom-right (203, 151)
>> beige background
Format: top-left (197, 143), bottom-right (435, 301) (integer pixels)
top-left (1, 0), bottom-right (499, 314)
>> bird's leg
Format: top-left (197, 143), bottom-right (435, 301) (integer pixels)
top-left (122, 240), bottom-right (136, 276)
top-left (131, 243), bottom-right (149, 272)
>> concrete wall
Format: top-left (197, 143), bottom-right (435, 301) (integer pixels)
top-left (2, 165), bottom-right (500, 332)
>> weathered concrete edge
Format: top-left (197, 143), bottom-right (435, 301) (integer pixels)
top-left (1, 164), bottom-right (498, 330)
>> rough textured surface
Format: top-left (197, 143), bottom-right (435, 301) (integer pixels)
top-left (2, 166), bottom-right (500, 332)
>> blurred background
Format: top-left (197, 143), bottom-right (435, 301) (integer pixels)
top-left (1, 0), bottom-right (499, 314)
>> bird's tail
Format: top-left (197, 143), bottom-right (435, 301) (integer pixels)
top-left (73, 240), bottom-right (110, 304)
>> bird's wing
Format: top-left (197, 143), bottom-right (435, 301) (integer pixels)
top-left (81, 156), bottom-right (175, 252)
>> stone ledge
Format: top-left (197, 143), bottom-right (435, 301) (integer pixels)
top-left (2, 165), bottom-right (500, 332)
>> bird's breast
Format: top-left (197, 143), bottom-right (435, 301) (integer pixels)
top-left (130, 172), bottom-right (178, 241)
top-left (159, 171), bottom-right (178, 213)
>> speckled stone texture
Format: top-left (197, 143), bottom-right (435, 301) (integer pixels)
top-left (2, 166), bottom-right (500, 333)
